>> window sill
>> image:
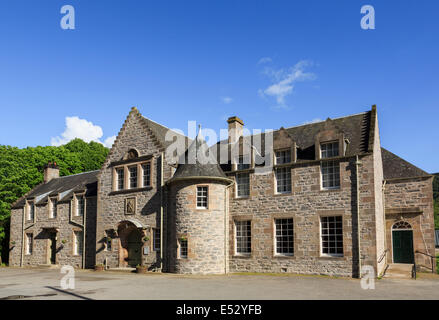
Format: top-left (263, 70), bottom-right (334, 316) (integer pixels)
top-left (319, 187), bottom-right (341, 193)
top-left (273, 192), bottom-right (292, 197)
top-left (319, 255), bottom-right (344, 260)
top-left (233, 254), bottom-right (251, 259)
top-left (234, 196), bottom-right (250, 200)
top-left (109, 186), bottom-right (153, 195)
top-left (273, 254), bottom-right (295, 259)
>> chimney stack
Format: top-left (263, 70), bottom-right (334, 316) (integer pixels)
top-left (227, 116), bottom-right (244, 145)
top-left (44, 162), bottom-right (60, 183)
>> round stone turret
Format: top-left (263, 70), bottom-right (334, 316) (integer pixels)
top-left (166, 127), bottom-right (232, 274)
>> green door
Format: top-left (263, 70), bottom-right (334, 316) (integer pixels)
top-left (392, 230), bottom-right (414, 263)
top-left (127, 230), bottom-right (142, 267)
top-left (49, 233), bottom-right (57, 264)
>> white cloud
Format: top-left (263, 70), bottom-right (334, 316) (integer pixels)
top-left (221, 96), bottom-right (233, 104)
top-left (258, 57), bottom-right (272, 64)
top-left (104, 135), bottom-right (117, 148)
top-left (51, 116), bottom-right (115, 148)
top-left (302, 118), bottom-right (323, 125)
top-left (259, 60), bottom-right (317, 108)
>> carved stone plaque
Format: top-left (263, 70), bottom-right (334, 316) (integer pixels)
top-left (125, 197), bottom-right (136, 215)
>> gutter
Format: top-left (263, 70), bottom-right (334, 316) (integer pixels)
top-left (224, 179), bottom-right (235, 274)
top-left (355, 155), bottom-right (362, 278)
top-left (160, 152), bottom-right (164, 272)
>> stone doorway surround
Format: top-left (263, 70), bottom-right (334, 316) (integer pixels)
top-left (116, 220), bottom-right (147, 268)
top-left (385, 207), bottom-right (424, 266)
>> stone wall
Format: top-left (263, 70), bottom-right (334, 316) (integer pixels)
top-left (96, 108), bottom-right (170, 269)
top-left (9, 197), bottom-right (96, 268)
top-left (167, 180), bottom-right (228, 274)
top-left (384, 177), bottom-right (435, 272)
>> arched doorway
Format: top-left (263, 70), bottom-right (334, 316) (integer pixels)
top-left (117, 221), bottom-right (143, 267)
top-left (392, 221), bottom-right (414, 264)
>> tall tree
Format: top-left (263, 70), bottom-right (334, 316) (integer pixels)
top-left (0, 140), bottom-right (109, 264)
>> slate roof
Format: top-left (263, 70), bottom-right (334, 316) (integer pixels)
top-left (381, 148), bottom-right (430, 180)
top-left (12, 170), bottom-right (99, 209)
top-left (211, 110), bottom-right (372, 170)
top-left (170, 127), bottom-right (228, 182)
top-left (141, 115), bottom-right (192, 150)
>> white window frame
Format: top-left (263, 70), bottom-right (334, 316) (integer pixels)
top-left (320, 216), bottom-right (343, 257)
top-left (49, 197), bottom-right (57, 219)
top-left (116, 167), bottom-right (124, 191)
top-left (320, 141), bottom-right (339, 159)
top-left (275, 149), bottom-right (291, 165)
top-left (25, 233), bottom-right (33, 255)
top-left (27, 201), bottom-right (35, 221)
top-left (275, 167), bottom-right (291, 194)
top-left (142, 162), bottom-right (151, 187)
top-left (196, 186), bottom-right (208, 209)
top-left (75, 195), bottom-right (85, 217)
top-left (274, 218), bottom-right (294, 256)
top-left (235, 220), bottom-right (251, 256)
top-left (236, 172), bottom-right (250, 198)
top-left (74, 231), bottom-right (83, 256)
top-left (321, 160), bottom-right (340, 190)
top-left (128, 165), bottom-right (138, 189)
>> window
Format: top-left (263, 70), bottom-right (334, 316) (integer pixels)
top-left (321, 160), bottom-right (340, 189)
top-left (236, 173), bottom-right (250, 198)
top-left (106, 237), bottom-right (112, 251)
top-left (196, 186), bottom-right (208, 209)
top-left (275, 150), bottom-right (291, 165)
top-left (237, 155), bottom-right (251, 171)
top-left (153, 228), bottom-right (161, 251)
top-left (142, 163), bottom-right (151, 187)
top-left (321, 141), bottom-right (339, 159)
top-left (27, 202), bottom-right (35, 221)
top-left (275, 218), bottom-right (294, 256)
top-left (50, 198), bottom-right (57, 219)
top-left (117, 168), bottom-right (124, 190)
top-left (275, 167), bottom-right (291, 194)
top-left (25, 233), bottom-right (33, 255)
top-left (321, 216), bottom-right (343, 256)
top-left (235, 220), bottom-right (251, 255)
top-left (76, 195), bottom-right (85, 216)
top-left (129, 166), bottom-right (138, 189)
top-left (179, 238), bottom-right (188, 259)
top-left (74, 231), bottom-right (83, 255)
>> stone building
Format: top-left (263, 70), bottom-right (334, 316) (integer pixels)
top-left (8, 105), bottom-right (436, 277)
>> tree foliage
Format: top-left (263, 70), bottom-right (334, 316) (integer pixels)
top-left (0, 139), bottom-right (109, 263)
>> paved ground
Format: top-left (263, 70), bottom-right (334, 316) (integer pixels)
top-left (0, 267), bottom-right (438, 300)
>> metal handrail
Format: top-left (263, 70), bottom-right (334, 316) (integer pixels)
top-left (415, 250), bottom-right (436, 274)
top-left (378, 249), bottom-right (388, 263)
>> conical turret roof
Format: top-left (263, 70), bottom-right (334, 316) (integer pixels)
top-left (169, 126), bottom-right (230, 183)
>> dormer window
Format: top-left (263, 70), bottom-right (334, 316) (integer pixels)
top-left (27, 201), bottom-right (35, 221)
top-left (49, 197), bottom-right (57, 219)
top-left (320, 141), bottom-right (339, 159)
top-left (275, 149), bottom-right (291, 165)
top-left (75, 195), bottom-right (85, 216)
top-left (237, 155), bottom-right (251, 171)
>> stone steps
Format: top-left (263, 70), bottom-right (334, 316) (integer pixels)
top-left (383, 263), bottom-right (414, 279)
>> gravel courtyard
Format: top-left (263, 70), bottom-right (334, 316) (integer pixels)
top-left (0, 267), bottom-right (438, 300)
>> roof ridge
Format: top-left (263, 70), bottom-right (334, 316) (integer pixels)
top-left (283, 111), bottom-right (368, 131)
top-left (141, 114), bottom-right (191, 139)
top-left (56, 170), bottom-right (99, 180)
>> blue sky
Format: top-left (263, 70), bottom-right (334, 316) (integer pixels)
top-left (0, 0), bottom-right (438, 172)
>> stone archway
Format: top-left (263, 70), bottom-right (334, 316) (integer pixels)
top-left (117, 221), bottom-right (143, 267)
top-left (392, 221), bottom-right (414, 264)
